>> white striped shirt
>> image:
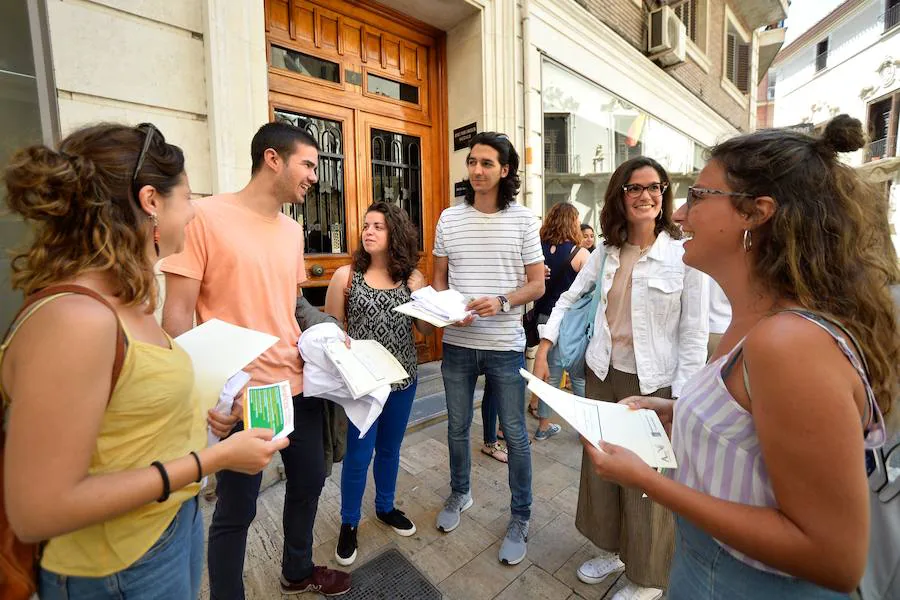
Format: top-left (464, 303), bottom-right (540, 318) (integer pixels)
top-left (433, 202), bottom-right (543, 351)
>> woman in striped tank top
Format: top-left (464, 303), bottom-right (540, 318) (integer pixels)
top-left (580, 115), bottom-right (900, 598)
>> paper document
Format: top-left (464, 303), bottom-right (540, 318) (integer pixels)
top-left (208, 370), bottom-right (251, 446)
top-left (244, 380), bottom-right (294, 440)
top-left (520, 369), bottom-right (677, 469)
top-left (175, 319), bottom-right (278, 403)
top-left (393, 286), bottom-right (471, 327)
top-left (325, 339), bottom-right (409, 400)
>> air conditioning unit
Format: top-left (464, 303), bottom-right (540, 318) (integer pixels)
top-left (647, 5), bottom-right (686, 67)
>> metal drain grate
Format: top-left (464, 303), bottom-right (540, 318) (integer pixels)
top-left (345, 547), bottom-right (441, 600)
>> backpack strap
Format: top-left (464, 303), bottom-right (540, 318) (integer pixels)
top-left (2, 285), bottom-right (127, 407)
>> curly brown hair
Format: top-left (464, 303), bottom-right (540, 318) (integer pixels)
top-left (710, 114), bottom-right (899, 416)
top-left (600, 156), bottom-right (681, 247)
top-left (3, 123), bottom-right (185, 311)
top-left (540, 202), bottom-right (582, 245)
top-left (351, 202), bottom-right (419, 283)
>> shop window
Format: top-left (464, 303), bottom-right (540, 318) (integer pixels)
top-left (0, 0), bottom-right (57, 331)
top-left (866, 96), bottom-right (896, 162)
top-left (271, 45), bottom-right (340, 83)
top-left (815, 38), bottom-right (829, 72)
top-left (366, 73), bottom-right (418, 105)
top-left (275, 109), bottom-right (347, 254)
top-left (725, 21), bottom-right (750, 93)
top-left (370, 129), bottom-right (423, 249)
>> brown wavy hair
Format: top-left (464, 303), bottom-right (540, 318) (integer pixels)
top-left (351, 202), bottom-right (419, 283)
top-left (3, 123), bottom-right (185, 311)
top-left (540, 202), bottom-right (583, 245)
top-left (710, 114), bottom-right (899, 416)
top-left (600, 156), bottom-right (681, 247)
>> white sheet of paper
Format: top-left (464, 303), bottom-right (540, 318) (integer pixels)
top-left (324, 339), bottom-right (409, 399)
top-left (520, 369), bottom-right (677, 469)
top-left (392, 302), bottom-right (456, 327)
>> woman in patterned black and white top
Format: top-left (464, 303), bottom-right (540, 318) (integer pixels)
top-left (324, 201), bottom-right (433, 567)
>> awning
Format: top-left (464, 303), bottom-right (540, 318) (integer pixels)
top-left (856, 156), bottom-right (900, 183)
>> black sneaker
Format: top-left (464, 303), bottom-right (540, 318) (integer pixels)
top-left (335, 524), bottom-right (357, 566)
top-left (376, 508), bottom-right (417, 537)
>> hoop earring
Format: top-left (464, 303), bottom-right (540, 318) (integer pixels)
top-left (742, 229), bottom-right (752, 252)
top-left (150, 213), bottom-right (160, 257)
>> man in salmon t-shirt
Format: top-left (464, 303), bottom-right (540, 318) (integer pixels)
top-left (161, 122), bottom-right (350, 599)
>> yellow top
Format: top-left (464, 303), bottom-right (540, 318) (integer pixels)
top-left (1, 293), bottom-right (210, 577)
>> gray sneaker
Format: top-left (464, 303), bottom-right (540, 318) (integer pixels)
top-left (436, 491), bottom-right (473, 532)
top-left (498, 518), bottom-right (529, 565)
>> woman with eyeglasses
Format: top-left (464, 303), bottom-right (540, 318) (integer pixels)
top-left (533, 156), bottom-right (709, 600)
top-left (1, 123), bottom-right (288, 599)
top-left (579, 116), bottom-right (899, 598)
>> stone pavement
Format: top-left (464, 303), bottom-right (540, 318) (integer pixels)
top-left (198, 413), bottom-right (645, 600)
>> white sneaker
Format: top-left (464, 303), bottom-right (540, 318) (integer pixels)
top-left (576, 551), bottom-right (625, 584)
top-left (610, 582), bottom-right (663, 600)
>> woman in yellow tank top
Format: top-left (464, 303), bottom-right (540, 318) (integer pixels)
top-left (1, 123), bottom-right (290, 599)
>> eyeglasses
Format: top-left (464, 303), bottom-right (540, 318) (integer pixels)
top-left (623, 182), bottom-right (667, 198)
top-left (132, 123), bottom-right (158, 196)
top-left (685, 186), bottom-right (755, 210)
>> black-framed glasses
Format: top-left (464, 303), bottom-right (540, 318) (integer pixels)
top-left (132, 123), bottom-right (158, 194)
top-left (623, 182), bottom-right (667, 198)
top-left (686, 186), bottom-right (755, 210)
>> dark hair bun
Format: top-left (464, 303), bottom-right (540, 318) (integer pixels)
top-left (3, 145), bottom-right (94, 221)
top-left (821, 114), bottom-right (866, 153)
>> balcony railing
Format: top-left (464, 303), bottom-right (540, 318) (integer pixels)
top-left (866, 138), bottom-right (888, 162)
top-left (544, 153), bottom-right (580, 173)
top-left (882, 3), bottom-right (900, 33)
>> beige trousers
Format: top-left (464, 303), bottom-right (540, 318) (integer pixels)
top-left (575, 367), bottom-right (675, 588)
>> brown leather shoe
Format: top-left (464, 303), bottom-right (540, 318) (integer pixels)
top-left (280, 566), bottom-right (351, 596)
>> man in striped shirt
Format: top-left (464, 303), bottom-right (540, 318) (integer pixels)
top-left (432, 132), bottom-right (545, 566)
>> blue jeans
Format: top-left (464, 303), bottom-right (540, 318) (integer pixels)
top-left (208, 394), bottom-right (326, 599)
top-left (538, 344), bottom-right (586, 419)
top-left (341, 379), bottom-right (417, 525)
top-left (441, 343), bottom-right (532, 521)
top-left (669, 516), bottom-right (850, 600)
top-left (39, 497), bottom-right (203, 600)
top-left (482, 381), bottom-right (499, 444)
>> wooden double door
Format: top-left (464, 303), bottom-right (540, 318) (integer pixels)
top-left (266, 0), bottom-right (448, 363)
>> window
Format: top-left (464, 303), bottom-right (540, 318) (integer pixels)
top-left (366, 73), bottom-right (418, 104)
top-left (271, 45), bottom-right (340, 83)
top-left (815, 39), bottom-right (829, 72)
top-left (866, 97), bottom-right (895, 161)
top-left (544, 114), bottom-right (571, 173)
top-left (0, 0), bottom-right (57, 331)
top-left (673, 0), bottom-right (697, 42)
top-left (725, 23), bottom-right (750, 93)
top-left (767, 70), bottom-right (776, 101)
top-left (885, 0), bottom-right (900, 32)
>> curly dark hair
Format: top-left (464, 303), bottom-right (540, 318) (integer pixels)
top-left (462, 132), bottom-right (521, 210)
top-left (599, 156), bottom-right (681, 247)
top-left (708, 114), bottom-right (898, 416)
top-left (351, 202), bottom-right (419, 283)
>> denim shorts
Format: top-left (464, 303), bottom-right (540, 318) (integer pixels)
top-left (669, 516), bottom-right (850, 600)
top-left (40, 497), bottom-right (204, 600)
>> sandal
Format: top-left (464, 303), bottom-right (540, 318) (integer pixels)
top-left (480, 442), bottom-right (508, 463)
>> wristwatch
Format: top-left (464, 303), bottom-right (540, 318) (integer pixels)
top-left (497, 295), bottom-right (511, 313)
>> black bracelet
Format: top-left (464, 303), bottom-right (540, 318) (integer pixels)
top-left (189, 451), bottom-right (203, 483)
top-left (151, 461), bottom-right (170, 503)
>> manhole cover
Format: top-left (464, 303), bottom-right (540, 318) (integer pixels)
top-left (345, 547), bottom-right (441, 600)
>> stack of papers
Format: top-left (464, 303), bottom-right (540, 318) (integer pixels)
top-left (244, 380), bottom-right (294, 440)
top-left (520, 369), bottom-right (677, 469)
top-left (393, 286), bottom-right (471, 327)
top-left (325, 339), bottom-right (410, 400)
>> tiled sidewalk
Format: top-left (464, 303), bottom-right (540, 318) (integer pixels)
top-left (199, 414), bottom-right (641, 599)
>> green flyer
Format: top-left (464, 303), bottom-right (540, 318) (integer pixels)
top-left (243, 380), bottom-right (294, 440)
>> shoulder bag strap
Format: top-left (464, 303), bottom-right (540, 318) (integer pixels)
top-left (3, 285), bottom-right (126, 402)
top-left (585, 251), bottom-right (608, 337)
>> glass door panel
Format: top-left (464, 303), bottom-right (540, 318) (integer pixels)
top-left (369, 128), bottom-right (423, 250)
top-left (275, 109), bottom-right (347, 254)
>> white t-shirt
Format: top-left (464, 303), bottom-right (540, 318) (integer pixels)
top-left (708, 278), bottom-right (732, 335)
top-left (433, 202), bottom-right (543, 352)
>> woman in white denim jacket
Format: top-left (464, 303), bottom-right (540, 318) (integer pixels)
top-left (533, 156), bottom-right (708, 600)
